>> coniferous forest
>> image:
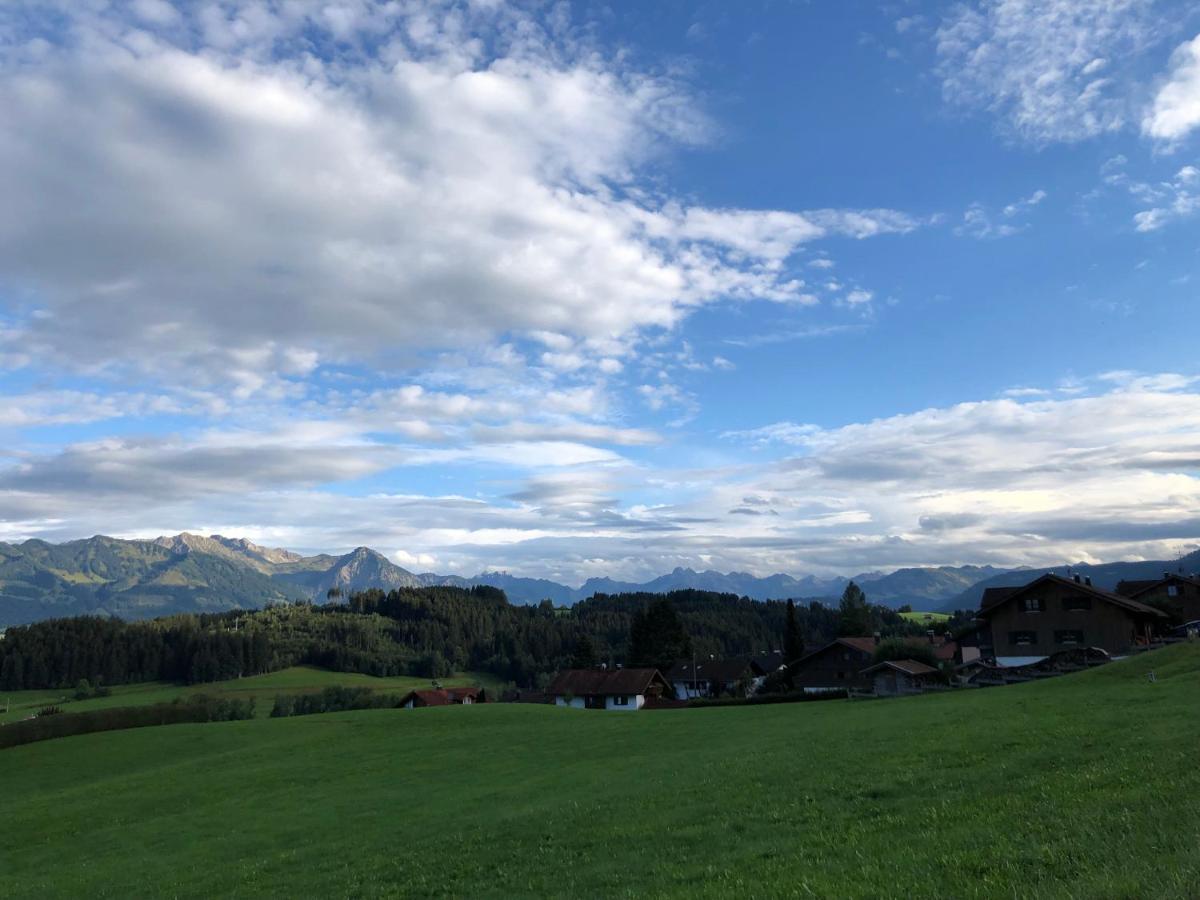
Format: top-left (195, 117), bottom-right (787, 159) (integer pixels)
top-left (0, 585), bottom-right (941, 692)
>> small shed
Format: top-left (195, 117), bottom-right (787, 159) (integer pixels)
top-left (860, 659), bottom-right (940, 696)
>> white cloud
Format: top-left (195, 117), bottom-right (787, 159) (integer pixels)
top-left (936, 0), bottom-right (1159, 143)
top-left (6, 375), bottom-right (1200, 579)
top-left (0, 1), bottom-right (918, 389)
top-left (1132, 165), bottom-right (1200, 230)
top-left (957, 189), bottom-right (1046, 238)
top-left (1143, 33), bottom-right (1200, 142)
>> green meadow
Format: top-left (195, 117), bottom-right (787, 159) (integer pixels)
top-left (899, 610), bottom-right (952, 624)
top-left (0, 665), bottom-right (500, 724)
top-left (4, 646), bottom-right (1199, 898)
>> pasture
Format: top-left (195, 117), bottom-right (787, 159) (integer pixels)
top-left (0, 666), bottom-right (499, 724)
top-left (3, 646), bottom-right (1199, 898)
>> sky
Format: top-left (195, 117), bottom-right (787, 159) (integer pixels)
top-left (2, 0), bottom-right (1200, 583)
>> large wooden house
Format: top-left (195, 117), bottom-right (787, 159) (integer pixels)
top-left (1116, 573), bottom-right (1200, 624)
top-left (546, 668), bottom-right (671, 711)
top-left (976, 573), bottom-right (1167, 664)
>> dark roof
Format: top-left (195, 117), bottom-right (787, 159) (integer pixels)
top-left (546, 668), bottom-right (668, 697)
top-left (749, 651), bottom-right (786, 673)
top-left (977, 573), bottom-right (1167, 618)
top-left (790, 637), bottom-right (878, 669)
top-left (861, 659), bottom-right (939, 677)
top-left (1116, 574), bottom-right (1200, 598)
top-left (665, 658), bottom-right (765, 683)
top-left (447, 686), bottom-right (481, 701)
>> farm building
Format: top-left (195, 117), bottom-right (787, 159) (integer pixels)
top-left (666, 658), bottom-right (767, 700)
top-left (788, 634), bottom-right (959, 693)
top-left (1116, 573), bottom-right (1200, 625)
top-left (546, 668), bottom-right (670, 711)
top-left (860, 659), bottom-right (940, 696)
top-left (976, 573), bottom-right (1167, 664)
top-left (400, 686), bottom-right (483, 709)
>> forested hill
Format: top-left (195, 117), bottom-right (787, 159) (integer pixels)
top-left (0, 585), bottom-right (932, 692)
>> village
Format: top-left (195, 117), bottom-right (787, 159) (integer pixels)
top-left (397, 570), bottom-right (1200, 710)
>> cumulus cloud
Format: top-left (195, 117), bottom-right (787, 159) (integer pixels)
top-left (0, 1), bottom-right (917, 386)
top-left (936, 0), bottom-right (1159, 143)
top-left (1143, 33), bottom-right (1200, 142)
top-left (5, 376), bottom-right (1200, 578)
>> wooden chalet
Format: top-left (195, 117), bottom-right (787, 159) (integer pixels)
top-left (976, 573), bottom-right (1166, 663)
top-left (788, 634), bottom-right (959, 693)
top-left (788, 637), bottom-right (880, 692)
top-left (860, 659), bottom-right (940, 696)
top-left (1116, 572), bottom-right (1200, 624)
top-left (546, 668), bottom-right (670, 711)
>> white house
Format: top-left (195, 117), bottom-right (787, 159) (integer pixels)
top-left (546, 668), bottom-right (672, 711)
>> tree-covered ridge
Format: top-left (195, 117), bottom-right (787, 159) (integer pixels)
top-left (0, 584), bottom-right (943, 692)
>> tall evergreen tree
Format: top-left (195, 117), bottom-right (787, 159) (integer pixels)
top-left (837, 581), bottom-right (873, 636)
top-left (784, 598), bottom-right (804, 662)
top-left (628, 598), bottom-right (692, 670)
top-left (570, 635), bottom-right (598, 668)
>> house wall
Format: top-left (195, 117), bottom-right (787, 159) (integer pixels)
top-left (673, 680), bottom-right (708, 701)
top-left (603, 694), bottom-right (644, 711)
top-left (791, 643), bottom-right (874, 690)
top-left (1137, 580), bottom-right (1200, 623)
top-left (555, 696), bottom-right (585, 709)
top-left (987, 582), bottom-right (1151, 659)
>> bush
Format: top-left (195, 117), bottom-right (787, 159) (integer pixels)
top-left (267, 687), bottom-right (404, 718)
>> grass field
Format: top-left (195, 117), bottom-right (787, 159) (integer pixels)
top-left (899, 610), bottom-right (951, 624)
top-left (0, 666), bottom-right (502, 724)
top-left (4, 645), bottom-right (1199, 898)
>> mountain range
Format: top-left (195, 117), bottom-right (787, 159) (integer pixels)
top-left (1, 532), bottom-right (1196, 628)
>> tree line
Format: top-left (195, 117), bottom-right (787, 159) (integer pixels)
top-left (0, 581), bottom-right (943, 691)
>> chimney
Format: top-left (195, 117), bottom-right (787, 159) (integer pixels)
top-left (927, 629), bottom-right (935, 644)
top-left (1084, 576), bottom-right (1092, 587)
top-left (873, 631), bottom-right (881, 646)
top-left (1073, 574), bottom-right (1081, 584)
top-left (1164, 571), bottom-right (1171, 580)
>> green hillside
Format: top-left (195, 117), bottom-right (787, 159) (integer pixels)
top-left (4, 646), bottom-right (1198, 898)
top-left (0, 666), bottom-right (501, 724)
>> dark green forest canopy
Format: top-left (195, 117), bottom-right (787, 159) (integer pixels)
top-left (0, 585), bottom-right (944, 691)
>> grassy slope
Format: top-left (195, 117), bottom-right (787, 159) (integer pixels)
top-left (899, 610), bottom-right (951, 623)
top-left (4, 646), bottom-right (1200, 898)
top-left (0, 666), bottom-right (502, 724)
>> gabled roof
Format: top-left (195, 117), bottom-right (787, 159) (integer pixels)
top-left (861, 659), bottom-right (939, 677)
top-left (978, 573), bottom-right (1167, 618)
top-left (547, 668), bottom-right (668, 697)
top-left (1116, 573), bottom-right (1200, 598)
top-left (666, 658), bottom-right (765, 683)
top-left (790, 637), bottom-right (878, 669)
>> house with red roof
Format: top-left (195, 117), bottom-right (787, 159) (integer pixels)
top-left (400, 686), bottom-right (483, 709)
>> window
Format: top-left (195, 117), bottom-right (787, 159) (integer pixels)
top-left (1063, 596), bottom-right (1092, 611)
top-left (1008, 630), bottom-right (1037, 647)
top-left (1055, 630), bottom-right (1084, 646)
top-left (1022, 596), bottom-right (1044, 612)
top-left (613, 695), bottom-right (629, 706)
top-left (1168, 585), bottom-right (1179, 597)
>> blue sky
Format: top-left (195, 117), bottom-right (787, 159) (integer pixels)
top-left (2, 0), bottom-right (1200, 582)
